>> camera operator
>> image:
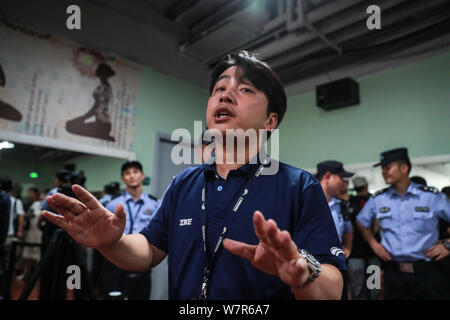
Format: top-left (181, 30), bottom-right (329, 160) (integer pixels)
top-left (90, 181), bottom-right (121, 296)
top-left (39, 167), bottom-right (91, 300)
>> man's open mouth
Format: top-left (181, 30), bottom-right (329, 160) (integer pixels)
top-left (214, 107), bottom-right (233, 121)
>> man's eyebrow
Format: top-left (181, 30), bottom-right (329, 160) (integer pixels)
top-left (214, 74), bottom-right (253, 86)
top-left (215, 75), bottom-right (230, 83)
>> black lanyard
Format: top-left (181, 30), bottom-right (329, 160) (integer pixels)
top-left (125, 196), bottom-right (143, 234)
top-left (199, 164), bottom-right (265, 300)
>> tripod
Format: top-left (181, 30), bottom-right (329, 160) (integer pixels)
top-left (18, 228), bottom-right (95, 300)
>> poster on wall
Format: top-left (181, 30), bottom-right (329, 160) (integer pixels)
top-left (0, 22), bottom-right (139, 159)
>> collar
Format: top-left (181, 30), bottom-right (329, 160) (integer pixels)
top-left (124, 190), bottom-right (145, 203)
top-left (203, 152), bottom-right (272, 179)
top-left (329, 197), bottom-right (341, 207)
top-left (389, 182), bottom-right (420, 198)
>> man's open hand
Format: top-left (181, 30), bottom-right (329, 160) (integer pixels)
top-left (43, 184), bottom-right (126, 249)
top-left (223, 210), bottom-right (310, 289)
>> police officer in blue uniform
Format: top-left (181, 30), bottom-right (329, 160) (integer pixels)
top-left (102, 161), bottom-right (159, 299)
top-left (316, 161), bottom-right (354, 252)
top-left (43, 51), bottom-right (346, 300)
top-left (357, 148), bottom-right (450, 299)
top-left (316, 161), bottom-right (354, 300)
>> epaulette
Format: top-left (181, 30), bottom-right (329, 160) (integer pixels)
top-left (418, 185), bottom-right (439, 194)
top-left (148, 193), bottom-right (158, 201)
top-left (373, 187), bottom-right (390, 197)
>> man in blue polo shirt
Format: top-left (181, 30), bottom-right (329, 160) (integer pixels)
top-left (42, 50), bottom-right (346, 300)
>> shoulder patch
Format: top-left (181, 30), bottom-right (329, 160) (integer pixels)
top-left (148, 193), bottom-right (158, 201)
top-left (374, 187), bottom-right (390, 197)
top-left (418, 186), bottom-right (438, 194)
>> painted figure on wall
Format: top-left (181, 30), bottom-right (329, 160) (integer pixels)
top-left (0, 62), bottom-right (22, 122)
top-left (66, 63), bottom-right (116, 141)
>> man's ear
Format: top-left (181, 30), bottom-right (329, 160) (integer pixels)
top-left (265, 112), bottom-right (278, 131)
top-left (400, 163), bottom-right (409, 175)
top-left (323, 172), bottom-right (332, 182)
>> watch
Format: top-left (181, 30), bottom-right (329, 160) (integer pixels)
top-left (298, 249), bottom-right (321, 282)
top-left (444, 240), bottom-right (450, 251)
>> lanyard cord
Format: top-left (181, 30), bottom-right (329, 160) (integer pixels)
top-left (199, 164), bottom-right (264, 300)
top-left (125, 197), bottom-right (144, 234)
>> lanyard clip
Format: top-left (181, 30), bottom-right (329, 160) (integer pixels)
top-left (200, 268), bottom-right (210, 300)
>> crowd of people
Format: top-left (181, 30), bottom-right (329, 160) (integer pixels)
top-left (0, 50), bottom-right (449, 300)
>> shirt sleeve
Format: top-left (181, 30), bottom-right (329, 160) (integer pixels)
top-left (357, 196), bottom-right (376, 228)
top-left (343, 220), bottom-right (353, 234)
top-left (435, 192), bottom-right (450, 222)
top-left (16, 199), bottom-right (24, 215)
top-left (293, 183), bottom-right (347, 272)
top-left (139, 181), bottom-right (175, 253)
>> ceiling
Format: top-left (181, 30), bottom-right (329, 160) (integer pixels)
top-left (1, 0), bottom-right (450, 94)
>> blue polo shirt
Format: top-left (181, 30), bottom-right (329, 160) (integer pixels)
top-left (140, 158), bottom-right (346, 300)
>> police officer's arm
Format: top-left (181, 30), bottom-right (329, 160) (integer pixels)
top-left (425, 192), bottom-right (450, 261)
top-left (341, 220), bottom-right (353, 258)
top-left (42, 185), bottom-right (166, 271)
top-left (342, 233), bottom-right (353, 259)
top-left (224, 211), bottom-right (343, 300)
top-left (356, 198), bottom-right (392, 261)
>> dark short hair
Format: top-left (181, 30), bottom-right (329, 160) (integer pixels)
top-left (442, 186), bottom-right (450, 198)
top-left (394, 160), bottom-right (412, 174)
top-left (410, 176), bottom-right (426, 186)
top-left (28, 187), bottom-right (39, 195)
top-left (209, 50), bottom-right (287, 127)
top-left (104, 181), bottom-right (120, 195)
top-left (96, 63), bottom-right (115, 79)
top-left (121, 161), bottom-right (143, 175)
top-left (0, 175), bottom-right (13, 192)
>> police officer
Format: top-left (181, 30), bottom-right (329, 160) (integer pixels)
top-left (316, 161), bottom-right (354, 300)
top-left (316, 160), bottom-right (354, 256)
top-left (356, 147), bottom-right (450, 299)
top-left (102, 161), bottom-right (158, 299)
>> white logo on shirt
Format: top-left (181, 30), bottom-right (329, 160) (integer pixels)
top-left (179, 218), bottom-right (192, 226)
top-left (330, 247), bottom-right (344, 256)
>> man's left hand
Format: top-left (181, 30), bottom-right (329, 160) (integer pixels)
top-left (223, 210), bottom-right (310, 289)
top-left (425, 243), bottom-right (450, 261)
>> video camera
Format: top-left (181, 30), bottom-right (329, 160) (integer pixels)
top-left (56, 164), bottom-right (86, 199)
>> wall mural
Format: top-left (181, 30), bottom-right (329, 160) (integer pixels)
top-left (0, 23), bottom-right (140, 158)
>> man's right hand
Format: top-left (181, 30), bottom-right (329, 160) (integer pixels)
top-left (43, 184), bottom-right (126, 250)
top-left (371, 241), bottom-right (392, 261)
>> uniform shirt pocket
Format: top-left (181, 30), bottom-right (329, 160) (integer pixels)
top-left (376, 211), bottom-right (394, 231)
top-left (412, 210), bottom-right (435, 233)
